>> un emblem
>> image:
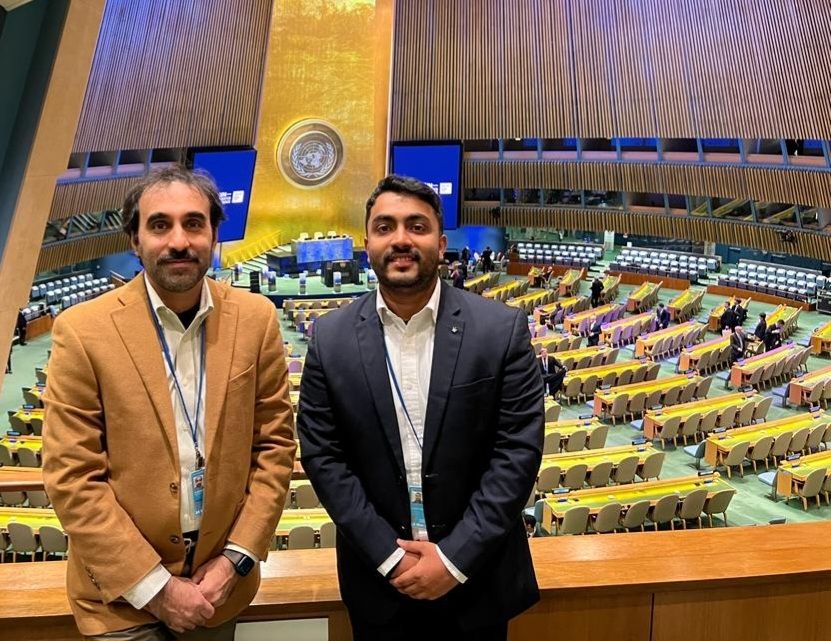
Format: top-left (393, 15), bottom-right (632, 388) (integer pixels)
top-left (277, 119), bottom-right (345, 188)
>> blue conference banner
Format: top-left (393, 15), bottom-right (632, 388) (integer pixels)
top-left (390, 141), bottom-right (463, 230)
top-left (192, 149), bottom-right (257, 243)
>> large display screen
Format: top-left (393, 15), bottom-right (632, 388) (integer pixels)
top-left (192, 149), bottom-right (257, 243)
top-left (294, 237), bottom-right (354, 264)
top-left (390, 141), bottom-right (463, 230)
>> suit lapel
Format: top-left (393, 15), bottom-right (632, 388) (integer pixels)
top-left (203, 280), bottom-right (236, 463)
top-left (111, 277), bottom-right (179, 462)
top-left (356, 294), bottom-right (406, 478)
top-left (422, 284), bottom-right (464, 470)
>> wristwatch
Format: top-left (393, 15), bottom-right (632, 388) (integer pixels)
top-left (221, 549), bottom-right (256, 577)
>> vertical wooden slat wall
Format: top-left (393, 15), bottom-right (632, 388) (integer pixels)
top-left (392, 0), bottom-right (831, 140)
top-left (35, 232), bottom-right (132, 274)
top-left (72, 0), bottom-right (272, 152)
top-left (49, 177), bottom-right (145, 222)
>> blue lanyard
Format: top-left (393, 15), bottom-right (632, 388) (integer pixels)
top-left (383, 343), bottom-right (423, 451)
top-left (147, 297), bottom-right (206, 467)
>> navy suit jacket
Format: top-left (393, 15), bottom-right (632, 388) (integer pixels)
top-left (297, 282), bottom-right (543, 629)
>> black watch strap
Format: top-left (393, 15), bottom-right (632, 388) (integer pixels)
top-left (222, 549), bottom-right (256, 577)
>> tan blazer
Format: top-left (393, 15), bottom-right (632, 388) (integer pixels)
top-left (42, 276), bottom-right (296, 636)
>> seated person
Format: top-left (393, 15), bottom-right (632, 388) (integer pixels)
top-left (764, 320), bottom-right (784, 351)
top-left (539, 347), bottom-right (567, 398)
top-left (524, 513), bottom-right (540, 538)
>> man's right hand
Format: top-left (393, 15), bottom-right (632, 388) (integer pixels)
top-left (145, 576), bottom-right (215, 633)
top-left (390, 551), bottom-right (420, 579)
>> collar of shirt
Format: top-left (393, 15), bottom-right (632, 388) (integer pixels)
top-left (375, 278), bottom-right (442, 330)
top-left (144, 272), bottom-right (214, 332)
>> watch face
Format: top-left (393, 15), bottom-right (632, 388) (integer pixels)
top-left (238, 555), bottom-right (256, 576)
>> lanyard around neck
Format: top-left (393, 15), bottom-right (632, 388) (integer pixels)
top-left (383, 343), bottom-right (423, 451)
top-left (147, 296), bottom-right (207, 466)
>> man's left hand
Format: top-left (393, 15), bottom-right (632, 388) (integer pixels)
top-left (389, 539), bottom-right (459, 600)
top-left (192, 555), bottom-right (240, 608)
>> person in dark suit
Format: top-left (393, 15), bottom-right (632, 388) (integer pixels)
top-left (538, 347), bottom-right (566, 398)
top-left (730, 325), bottom-right (747, 364)
top-left (451, 262), bottom-right (465, 289)
top-left (765, 320), bottom-right (784, 351)
top-left (753, 312), bottom-right (767, 342)
top-left (732, 301), bottom-right (747, 326)
top-left (481, 246), bottom-right (494, 273)
top-left (656, 302), bottom-right (670, 329)
top-left (587, 315), bottom-right (602, 347)
top-left (719, 302), bottom-right (736, 332)
top-left (16, 309), bottom-right (27, 346)
top-left (297, 175), bottom-right (543, 641)
top-left (590, 277), bottom-right (604, 307)
top-left (549, 302), bottom-right (564, 328)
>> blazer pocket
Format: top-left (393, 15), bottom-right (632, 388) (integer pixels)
top-left (228, 363), bottom-right (255, 392)
top-left (451, 376), bottom-right (495, 392)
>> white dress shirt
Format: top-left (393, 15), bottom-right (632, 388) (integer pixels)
top-left (374, 280), bottom-right (467, 584)
top-left (122, 275), bottom-right (256, 609)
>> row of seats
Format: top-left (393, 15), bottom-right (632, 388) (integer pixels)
top-left (59, 282), bottom-right (115, 309)
top-left (537, 451), bottom-right (665, 496)
top-left (548, 488), bottom-right (735, 535)
top-left (297, 231), bottom-right (342, 240)
top-left (516, 242), bottom-right (602, 267)
top-left (560, 363), bottom-right (663, 404)
top-left (721, 264), bottom-right (826, 301)
top-left (558, 348), bottom-right (619, 371)
top-left (617, 248), bottom-right (720, 273)
top-left (604, 377), bottom-right (714, 424)
top-left (0, 523), bottom-right (67, 562)
top-left (30, 273), bottom-right (93, 301)
top-left (747, 348), bottom-right (810, 391)
top-left (542, 425), bottom-right (609, 455)
top-left (660, 398), bottom-right (771, 450)
top-left (645, 325), bottom-right (708, 361)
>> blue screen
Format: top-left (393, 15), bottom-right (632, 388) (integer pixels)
top-left (390, 142), bottom-right (462, 230)
top-left (192, 149), bottom-right (257, 243)
top-left (295, 237), bottom-right (353, 264)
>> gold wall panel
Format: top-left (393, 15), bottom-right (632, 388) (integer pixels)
top-left (228, 0), bottom-right (393, 261)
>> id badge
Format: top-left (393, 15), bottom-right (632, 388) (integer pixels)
top-left (191, 468), bottom-right (205, 517)
top-left (409, 485), bottom-right (426, 530)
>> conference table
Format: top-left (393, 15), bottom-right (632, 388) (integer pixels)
top-left (275, 508), bottom-right (332, 536)
top-left (708, 297), bottom-right (750, 332)
top-left (0, 434), bottom-right (42, 454)
top-left (667, 288), bottom-right (702, 321)
top-left (483, 280), bottom-right (524, 300)
top-left (703, 411), bottom-right (828, 467)
top-left (9, 408), bottom-right (44, 432)
top-left (538, 473), bottom-right (735, 529)
top-left (599, 311), bottom-right (653, 345)
top-left (539, 443), bottom-right (655, 475)
top-left (0, 466), bottom-right (43, 492)
top-left (729, 342), bottom-right (803, 388)
top-left (810, 320), bottom-right (831, 356)
top-left (463, 273), bottom-right (493, 292)
top-left (506, 289), bottom-right (552, 310)
top-left (787, 364), bottom-right (831, 406)
top-left (0, 507), bottom-right (61, 534)
top-left (593, 373), bottom-right (702, 417)
top-left (562, 303), bottom-right (619, 334)
top-left (775, 449), bottom-right (831, 499)
top-left (532, 296), bottom-right (586, 324)
top-left (634, 320), bottom-right (704, 358)
top-left (677, 334), bottom-right (730, 372)
top-left (553, 345), bottom-right (612, 367)
top-left (626, 281), bottom-right (661, 312)
top-left (642, 392), bottom-right (762, 440)
top-left (563, 359), bottom-right (647, 388)
top-left (558, 269), bottom-right (585, 297)
top-left (598, 274), bottom-right (620, 302)
top-left (544, 418), bottom-right (606, 451)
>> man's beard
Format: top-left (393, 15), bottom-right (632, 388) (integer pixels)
top-left (145, 250), bottom-right (209, 293)
top-left (370, 248), bottom-right (439, 292)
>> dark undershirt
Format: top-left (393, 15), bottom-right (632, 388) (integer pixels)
top-left (176, 303), bottom-right (200, 330)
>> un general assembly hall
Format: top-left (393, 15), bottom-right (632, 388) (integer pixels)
top-left (2, 1), bottom-right (831, 640)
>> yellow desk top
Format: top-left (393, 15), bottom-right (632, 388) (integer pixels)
top-left (778, 449), bottom-right (831, 480)
top-left (483, 281), bottom-right (523, 298)
top-left (563, 359), bottom-right (645, 384)
top-left (0, 435), bottom-right (42, 452)
top-left (645, 393), bottom-right (760, 425)
top-left (540, 443), bottom-right (654, 471)
top-left (464, 274), bottom-right (492, 288)
top-left (638, 321), bottom-right (703, 348)
top-left (533, 297), bottom-right (584, 316)
top-left (668, 288), bottom-right (698, 308)
top-left (706, 412), bottom-right (827, 451)
top-left (601, 275), bottom-right (619, 288)
top-left (766, 305), bottom-right (799, 326)
top-left (790, 364), bottom-right (831, 388)
top-left (553, 346), bottom-right (609, 362)
top-left (595, 374), bottom-right (701, 403)
top-left (602, 311), bottom-right (652, 330)
top-left (542, 473), bottom-right (733, 518)
top-left (812, 320), bottom-right (831, 340)
top-left (276, 508), bottom-right (332, 535)
top-left (566, 303), bottom-right (617, 324)
top-left (629, 281), bottom-right (660, 301)
top-left (733, 343), bottom-right (802, 372)
top-left (0, 507), bottom-right (61, 532)
top-left (24, 386), bottom-right (44, 399)
top-left (11, 408), bottom-right (44, 422)
top-left (560, 269), bottom-right (582, 285)
top-left (682, 335), bottom-right (730, 357)
top-left (506, 290), bottom-right (550, 307)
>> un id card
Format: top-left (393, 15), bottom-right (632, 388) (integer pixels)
top-left (409, 485), bottom-right (426, 530)
top-left (191, 468), bottom-right (205, 517)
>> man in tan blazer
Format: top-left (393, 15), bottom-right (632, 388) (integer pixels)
top-left (42, 166), bottom-right (296, 640)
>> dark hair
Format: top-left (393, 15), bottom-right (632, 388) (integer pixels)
top-left (121, 165), bottom-right (226, 238)
top-left (759, 312), bottom-right (766, 319)
top-left (523, 514), bottom-right (536, 527)
top-left (658, 302), bottom-right (664, 308)
top-left (365, 174), bottom-right (443, 233)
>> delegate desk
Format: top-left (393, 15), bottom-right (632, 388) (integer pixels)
top-left (788, 364), bottom-right (831, 406)
top-left (667, 288), bottom-right (702, 321)
top-left (708, 297), bottom-right (750, 332)
top-left (598, 274), bottom-right (620, 303)
top-left (0, 507), bottom-right (62, 534)
top-left (539, 443), bottom-right (655, 477)
top-left (0, 466), bottom-right (43, 492)
top-left (0, 434), bottom-right (42, 454)
top-left (703, 411), bottom-right (828, 467)
top-left (593, 374), bottom-right (702, 417)
top-left (506, 289), bottom-right (552, 310)
top-left (775, 449), bottom-right (831, 499)
top-left (8, 522), bottom-right (831, 641)
top-left (634, 320), bottom-right (703, 358)
top-left (626, 281), bottom-right (661, 313)
top-left (10, 408), bottom-right (44, 432)
top-left (729, 342), bottom-right (802, 388)
top-left (559, 269), bottom-right (585, 297)
top-left (544, 418), bottom-right (606, 451)
top-left (276, 508), bottom-right (332, 537)
top-left (562, 303), bottom-right (618, 334)
top-left (643, 392), bottom-right (761, 441)
top-left (538, 473), bottom-right (735, 525)
top-left (600, 311), bottom-right (653, 345)
top-left (532, 296), bottom-right (586, 324)
top-left (677, 334), bottom-right (729, 372)
top-left (563, 359), bottom-right (647, 388)
top-left (555, 345), bottom-right (613, 367)
top-left (810, 320), bottom-right (831, 356)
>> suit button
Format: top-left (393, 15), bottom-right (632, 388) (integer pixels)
top-left (399, 525), bottom-right (407, 533)
top-left (170, 535), bottom-right (181, 544)
top-left (169, 482), bottom-right (178, 494)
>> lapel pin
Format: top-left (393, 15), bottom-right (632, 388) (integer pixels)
top-left (450, 325), bottom-right (459, 334)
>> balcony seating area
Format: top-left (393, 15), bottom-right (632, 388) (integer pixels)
top-left (609, 248), bottom-right (720, 284)
top-left (515, 242), bottom-right (603, 268)
top-left (718, 260), bottom-right (828, 302)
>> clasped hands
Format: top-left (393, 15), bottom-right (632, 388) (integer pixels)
top-left (145, 555), bottom-right (239, 633)
top-left (389, 538), bottom-right (459, 600)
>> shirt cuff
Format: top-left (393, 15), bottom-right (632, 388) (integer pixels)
top-left (377, 547), bottom-right (406, 577)
top-left (436, 545), bottom-right (468, 584)
top-left (224, 542), bottom-right (260, 564)
top-left (122, 564), bottom-right (172, 610)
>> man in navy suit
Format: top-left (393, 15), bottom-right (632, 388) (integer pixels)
top-left (656, 302), bottom-right (671, 329)
top-left (297, 175), bottom-right (543, 641)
